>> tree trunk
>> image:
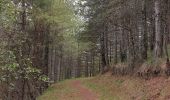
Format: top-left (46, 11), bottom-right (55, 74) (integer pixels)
top-left (154, 0), bottom-right (162, 59)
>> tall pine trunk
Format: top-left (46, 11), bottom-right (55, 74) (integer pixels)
top-left (154, 0), bottom-right (162, 59)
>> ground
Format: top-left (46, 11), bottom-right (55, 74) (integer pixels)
top-left (38, 72), bottom-right (170, 100)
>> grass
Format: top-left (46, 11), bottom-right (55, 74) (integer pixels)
top-left (38, 73), bottom-right (170, 100)
top-left (83, 79), bottom-right (119, 100)
top-left (81, 73), bottom-right (146, 100)
top-left (38, 76), bottom-right (126, 100)
top-left (37, 80), bottom-right (78, 100)
top-left (38, 75), bottom-right (146, 100)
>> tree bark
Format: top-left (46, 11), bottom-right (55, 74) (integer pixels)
top-left (154, 0), bottom-right (162, 59)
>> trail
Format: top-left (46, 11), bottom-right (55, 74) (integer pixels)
top-left (38, 79), bottom-right (99, 100)
top-left (39, 74), bottom-right (170, 100)
top-left (70, 80), bottom-right (98, 100)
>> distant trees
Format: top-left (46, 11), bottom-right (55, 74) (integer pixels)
top-left (78, 0), bottom-right (170, 75)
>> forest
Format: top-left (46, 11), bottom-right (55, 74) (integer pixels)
top-left (0, 0), bottom-right (170, 100)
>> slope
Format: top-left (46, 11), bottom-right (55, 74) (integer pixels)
top-left (38, 72), bottom-right (170, 100)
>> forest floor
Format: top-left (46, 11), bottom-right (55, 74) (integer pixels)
top-left (38, 72), bottom-right (170, 100)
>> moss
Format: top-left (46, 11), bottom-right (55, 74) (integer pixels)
top-left (115, 79), bottom-right (124, 86)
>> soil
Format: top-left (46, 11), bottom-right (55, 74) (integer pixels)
top-left (70, 80), bottom-right (99, 100)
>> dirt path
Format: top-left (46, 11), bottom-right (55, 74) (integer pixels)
top-left (38, 76), bottom-right (170, 100)
top-left (70, 80), bottom-right (99, 100)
